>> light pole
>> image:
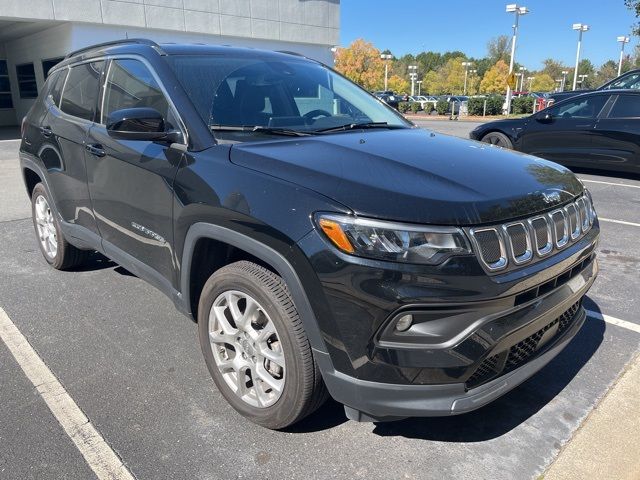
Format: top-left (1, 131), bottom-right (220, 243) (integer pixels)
top-left (518, 66), bottom-right (526, 91)
top-left (560, 70), bottom-right (568, 91)
top-left (617, 36), bottom-right (630, 76)
top-left (527, 76), bottom-right (534, 91)
top-left (416, 80), bottom-right (423, 96)
top-left (578, 74), bottom-right (588, 88)
top-left (330, 46), bottom-right (339, 65)
top-left (505, 4), bottom-right (529, 114)
top-left (462, 61), bottom-right (473, 95)
top-left (469, 69), bottom-right (477, 94)
top-left (572, 23), bottom-right (589, 91)
top-left (515, 72), bottom-right (522, 92)
top-left (380, 53), bottom-right (393, 91)
top-left (408, 65), bottom-right (418, 96)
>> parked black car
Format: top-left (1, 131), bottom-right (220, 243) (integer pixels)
top-left (373, 90), bottom-right (405, 109)
top-left (20, 39), bottom-right (599, 429)
top-left (548, 68), bottom-right (640, 104)
top-left (470, 89), bottom-right (640, 174)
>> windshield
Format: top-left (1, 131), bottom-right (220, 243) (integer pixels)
top-left (166, 54), bottom-right (410, 136)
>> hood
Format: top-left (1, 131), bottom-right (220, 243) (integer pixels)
top-left (229, 128), bottom-right (584, 225)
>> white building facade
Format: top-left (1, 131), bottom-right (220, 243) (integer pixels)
top-left (0, 0), bottom-right (340, 125)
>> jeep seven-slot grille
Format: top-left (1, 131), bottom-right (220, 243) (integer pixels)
top-left (466, 301), bottom-right (582, 389)
top-left (468, 195), bottom-right (595, 273)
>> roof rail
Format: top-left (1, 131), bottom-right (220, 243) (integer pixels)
top-left (276, 50), bottom-right (305, 57)
top-left (64, 38), bottom-right (163, 60)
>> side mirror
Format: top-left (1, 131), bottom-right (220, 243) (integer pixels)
top-left (107, 107), bottom-right (180, 142)
top-left (536, 112), bottom-right (553, 124)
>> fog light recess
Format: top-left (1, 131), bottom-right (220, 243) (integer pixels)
top-left (395, 314), bottom-right (413, 332)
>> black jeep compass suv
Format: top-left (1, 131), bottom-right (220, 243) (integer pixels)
top-left (20, 39), bottom-right (599, 429)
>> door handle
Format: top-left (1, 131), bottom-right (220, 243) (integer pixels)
top-left (40, 126), bottom-right (52, 137)
top-left (85, 143), bottom-right (106, 157)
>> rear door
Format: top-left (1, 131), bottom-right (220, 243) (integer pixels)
top-left (45, 61), bottom-right (105, 235)
top-left (591, 93), bottom-right (640, 173)
top-left (519, 94), bottom-right (610, 166)
top-left (84, 57), bottom-right (186, 286)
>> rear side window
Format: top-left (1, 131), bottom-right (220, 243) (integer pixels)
top-left (549, 95), bottom-right (608, 119)
top-left (49, 69), bottom-right (68, 108)
top-left (60, 61), bottom-right (104, 121)
top-left (102, 59), bottom-right (173, 128)
top-left (608, 95), bottom-right (640, 118)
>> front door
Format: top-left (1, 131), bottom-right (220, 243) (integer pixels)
top-left (519, 93), bottom-right (610, 167)
top-left (85, 57), bottom-right (185, 287)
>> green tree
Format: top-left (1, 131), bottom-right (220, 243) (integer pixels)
top-left (422, 70), bottom-right (443, 95)
top-left (541, 58), bottom-right (567, 81)
top-left (597, 60), bottom-right (619, 85)
top-left (625, 0), bottom-right (640, 35)
top-left (487, 35), bottom-right (511, 64)
top-left (531, 73), bottom-right (556, 92)
top-left (568, 59), bottom-right (596, 89)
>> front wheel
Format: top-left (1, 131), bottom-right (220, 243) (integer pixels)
top-left (198, 261), bottom-right (327, 429)
top-left (481, 131), bottom-right (513, 149)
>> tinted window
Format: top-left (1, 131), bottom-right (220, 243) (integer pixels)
top-left (49, 69), bottom-right (68, 108)
top-left (602, 72), bottom-right (640, 90)
top-left (548, 95), bottom-right (608, 119)
top-left (60, 61), bottom-right (104, 121)
top-left (42, 57), bottom-right (64, 78)
top-left (16, 63), bottom-right (37, 99)
top-left (103, 59), bottom-right (173, 128)
top-left (0, 59), bottom-right (12, 109)
top-left (608, 95), bottom-right (640, 118)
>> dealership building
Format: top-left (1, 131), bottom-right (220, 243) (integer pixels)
top-left (0, 0), bottom-right (340, 126)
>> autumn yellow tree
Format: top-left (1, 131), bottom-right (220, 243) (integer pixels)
top-left (422, 70), bottom-right (444, 95)
top-left (531, 73), bottom-right (556, 92)
top-left (387, 74), bottom-right (410, 94)
top-left (480, 60), bottom-right (509, 94)
top-left (334, 39), bottom-right (384, 91)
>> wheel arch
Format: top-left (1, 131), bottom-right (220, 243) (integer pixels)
top-left (180, 223), bottom-right (329, 356)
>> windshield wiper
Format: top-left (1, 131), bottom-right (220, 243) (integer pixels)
top-left (314, 122), bottom-right (407, 133)
top-left (210, 125), bottom-right (313, 137)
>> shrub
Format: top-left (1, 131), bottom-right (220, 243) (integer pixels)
top-left (512, 96), bottom-right (534, 114)
top-left (410, 102), bottom-right (421, 113)
top-left (436, 99), bottom-right (449, 115)
top-left (398, 101), bottom-right (410, 113)
top-left (467, 97), bottom-right (485, 116)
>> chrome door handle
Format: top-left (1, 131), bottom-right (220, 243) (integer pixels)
top-left (85, 144), bottom-right (106, 157)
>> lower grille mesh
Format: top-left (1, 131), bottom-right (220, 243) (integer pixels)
top-left (466, 301), bottom-right (582, 389)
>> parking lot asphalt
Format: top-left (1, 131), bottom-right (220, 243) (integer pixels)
top-left (1, 127), bottom-right (639, 479)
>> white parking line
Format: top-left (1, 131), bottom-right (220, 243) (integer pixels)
top-left (581, 179), bottom-right (640, 190)
top-left (587, 310), bottom-right (640, 334)
top-left (598, 217), bottom-right (640, 228)
top-left (0, 307), bottom-right (135, 480)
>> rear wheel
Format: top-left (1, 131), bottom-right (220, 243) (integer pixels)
top-left (198, 261), bottom-right (327, 429)
top-left (31, 183), bottom-right (87, 270)
top-left (481, 131), bottom-right (513, 149)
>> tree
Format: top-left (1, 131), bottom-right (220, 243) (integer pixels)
top-left (597, 60), bottom-right (619, 85)
top-left (387, 74), bottom-right (410, 94)
top-left (422, 70), bottom-right (443, 95)
top-left (625, 0), bottom-right (640, 36)
top-left (480, 60), bottom-right (509, 93)
top-left (568, 59), bottom-right (596, 89)
top-left (531, 74), bottom-right (556, 92)
top-left (487, 35), bottom-right (511, 64)
top-left (334, 39), bottom-right (384, 90)
top-left (541, 58), bottom-right (566, 81)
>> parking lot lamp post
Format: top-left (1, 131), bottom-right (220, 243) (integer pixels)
top-left (578, 74), bottom-right (588, 88)
top-left (527, 76), bottom-right (534, 91)
top-left (380, 53), bottom-right (393, 91)
top-left (505, 4), bottom-right (529, 114)
top-left (462, 61), bottom-right (473, 95)
top-left (617, 36), bottom-right (630, 76)
top-left (408, 65), bottom-right (418, 96)
top-left (572, 23), bottom-right (589, 91)
top-left (561, 70), bottom-right (568, 91)
top-left (416, 80), bottom-right (423, 96)
top-left (518, 66), bottom-right (526, 91)
top-left (469, 69), bottom-right (477, 93)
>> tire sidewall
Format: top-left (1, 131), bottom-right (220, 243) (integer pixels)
top-left (198, 268), bottom-right (307, 429)
top-left (31, 183), bottom-right (63, 268)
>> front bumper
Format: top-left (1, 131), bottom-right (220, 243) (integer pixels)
top-left (298, 222), bottom-right (599, 420)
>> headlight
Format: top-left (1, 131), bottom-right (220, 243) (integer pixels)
top-left (315, 213), bottom-right (472, 265)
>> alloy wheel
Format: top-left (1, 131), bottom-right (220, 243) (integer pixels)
top-left (34, 195), bottom-right (57, 258)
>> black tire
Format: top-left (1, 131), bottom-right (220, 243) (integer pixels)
top-left (198, 260), bottom-right (328, 429)
top-left (31, 183), bottom-right (87, 270)
top-left (481, 131), bottom-right (513, 149)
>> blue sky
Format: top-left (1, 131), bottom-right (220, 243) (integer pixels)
top-left (340, 0), bottom-right (638, 70)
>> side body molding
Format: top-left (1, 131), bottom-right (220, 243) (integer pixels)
top-left (180, 222), bottom-right (329, 356)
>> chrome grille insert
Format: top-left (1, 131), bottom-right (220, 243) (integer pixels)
top-left (468, 195), bottom-right (595, 273)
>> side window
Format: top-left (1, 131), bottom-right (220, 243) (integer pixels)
top-left (603, 72), bottom-right (640, 90)
top-left (549, 95), bottom-right (608, 119)
top-left (608, 95), bottom-right (640, 118)
top-left (60, 61), bottom-right (104, 121)
top-left (49, 69), bottom-right (68, 108)
top-left (16, 63), bottom-right (37, 99)
top-left (103, 59), bottom-right (174, 129)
